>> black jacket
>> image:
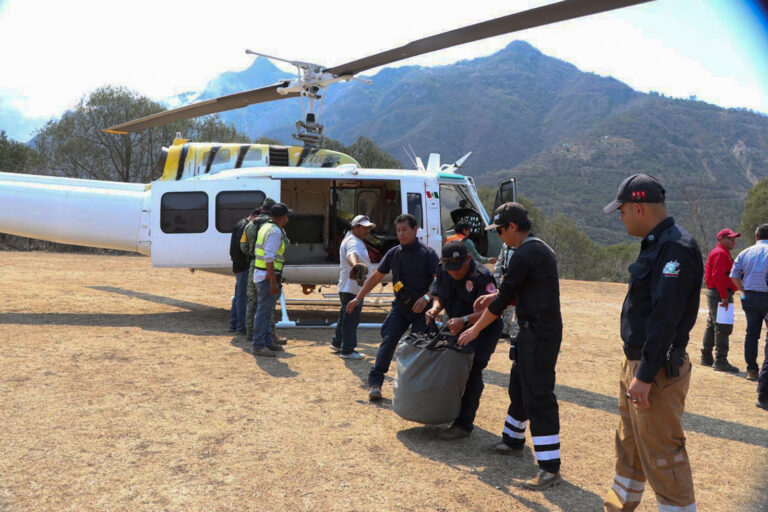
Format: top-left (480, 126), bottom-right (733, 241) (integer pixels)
top-left (621, 217), bottom-right (703, 382)
top-left (230, 218), bottom-right (249, 273)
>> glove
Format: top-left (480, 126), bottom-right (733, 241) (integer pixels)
top-left (349, 262), bottom-right (369, 286)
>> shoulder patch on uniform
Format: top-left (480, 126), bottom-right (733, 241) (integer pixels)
top-left (662, 260), bottom-right (680, 277)
top-left (465, 280), bottom-right (474, 292)
top-left (486, 283), bottom-right (497, 293)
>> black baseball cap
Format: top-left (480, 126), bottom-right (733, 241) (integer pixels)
top-left (269, 203), bottom-right (291, 218)
top-left (603, 174), bottom-right (666, 214)
top-left (486, 202), bottom-right (529, 231)
top-left (441, 241), bottom-right (469, 270)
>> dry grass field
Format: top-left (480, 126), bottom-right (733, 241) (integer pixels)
top-left (0, 251), bottom-right (766, 511)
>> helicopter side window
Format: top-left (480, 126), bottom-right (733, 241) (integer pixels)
top-left (407, 192), bottom-right (423, 228)
top-left (161, 192), bottom-right (208, 234)
top-left (209, 148), bottom-right (235, 174)
top-left (240, 147), bottom-right (264, 168)
top-left (215, 191), bottom-right (266, 233)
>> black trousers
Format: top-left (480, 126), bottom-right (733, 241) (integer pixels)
top-left (453, 319), bottom-right (503, 431)
top-left (501, 325), bottom-right (562, 473)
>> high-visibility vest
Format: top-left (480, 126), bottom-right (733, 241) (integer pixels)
top-left (445, 233), bottom-right (466, 243)
top-left (253, 221), bottom-right (286, 271)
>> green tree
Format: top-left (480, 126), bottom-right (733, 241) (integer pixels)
top-left (0, 130), bottom-right (40, 173)
top-left (739, 178), bottom-right (768, 242)
top-left (35, 86), bottom-right (249, 183)
top-left (322, 136), bottom-right (402, 169)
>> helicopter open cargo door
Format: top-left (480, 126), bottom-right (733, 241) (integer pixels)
top-left (150, 177), bottom-right (279, 268)
top-left (493, 178), bottom-right (518, 210)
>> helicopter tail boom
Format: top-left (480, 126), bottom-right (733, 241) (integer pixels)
top-left (0, 172), bottom-right (149, 254)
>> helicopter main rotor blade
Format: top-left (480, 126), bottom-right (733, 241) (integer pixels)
top-left (325, 0), bottom-right (653, 77)
top-left (105, 81), bottom-right (298, 134)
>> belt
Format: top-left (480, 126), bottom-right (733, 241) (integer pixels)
top-left (623, 345), bottom-right (643, 360)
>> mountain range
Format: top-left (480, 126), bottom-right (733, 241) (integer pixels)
top-left (5, 41), bottom-right (768, 244)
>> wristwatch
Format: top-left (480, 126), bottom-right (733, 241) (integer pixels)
top-left (423, 294), bottom-right (430, 302)
top-left (462, 315), bottom-right (469, 324)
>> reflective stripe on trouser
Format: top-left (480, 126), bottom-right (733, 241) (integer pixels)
top-left (502, 306), bottom-right (520, 337)
top-left (604, 357), bottom-right (696, 512)
top-left (502, 326), bottom-right (561, 473)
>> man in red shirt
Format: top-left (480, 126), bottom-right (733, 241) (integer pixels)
top-left (701, 228), bottom-right (740, 372)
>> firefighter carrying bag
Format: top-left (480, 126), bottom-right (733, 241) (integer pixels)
top-left (393, 324), bottom-right (474, 425)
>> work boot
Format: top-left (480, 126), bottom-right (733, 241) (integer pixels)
top-left (747, 370), bottom-right (759, 381)
top-left (700, 351), bottom-right (714, 367)
top-left (482, 441), bottom-right (524, 457)
top-left (756, 397), bottom-right (768, 411)
top-left (368, 386), bottom-right (382, 401)
top-left (266, 344), bottom-right (284, 352)
top-left (520, 469), bottom-right (562, 491)
top-left (713, 359), bottom-right (739, 373)
top-left (438, 425), bottom-right (471, 441)
top-left (252, 347), bottom-right (276, 358)
top-left (273, 334), bottom-right (287, 345)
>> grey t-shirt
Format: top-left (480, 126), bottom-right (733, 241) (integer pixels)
top-left (338, 232), bottom-right (371, 294)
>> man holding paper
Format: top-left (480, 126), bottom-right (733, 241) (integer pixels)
top-left (701, 228), bottom-right (740, 373)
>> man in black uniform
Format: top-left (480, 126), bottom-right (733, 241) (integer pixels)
top-left (459, 202), bottom-right (563, 491)
top-left (425, 241), bottom-right (503, 440)
top-left (602, 174), bottom-right (702, 512)
top-left (347, 214), bottom-right (439, 401)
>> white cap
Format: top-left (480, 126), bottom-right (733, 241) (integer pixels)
top-left (351, 215), bottom-right (376, 228)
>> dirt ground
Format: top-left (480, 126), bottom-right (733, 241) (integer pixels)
top-left (0, 252), bottom-right (766, 511)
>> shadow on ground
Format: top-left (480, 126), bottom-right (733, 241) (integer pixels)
top-left (484, 368), bottom-right (768, 449)
top-left (396, 425), bottom-right (604, 511)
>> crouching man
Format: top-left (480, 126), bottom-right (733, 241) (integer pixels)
top-left (425, 240), bottom-right (503, 440)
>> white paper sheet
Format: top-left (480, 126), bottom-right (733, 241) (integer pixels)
top-left (716, 303), bottom-right (735, 325)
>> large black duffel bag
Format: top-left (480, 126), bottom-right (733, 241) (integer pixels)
top-left (392, 325), bottom-right (474, 425)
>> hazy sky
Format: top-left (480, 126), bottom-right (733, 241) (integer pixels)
top-left (1, 0), bottom-right (767, 121)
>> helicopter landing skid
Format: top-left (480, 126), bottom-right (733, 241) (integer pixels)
top-left (275, 290), bottom-right (386, 329)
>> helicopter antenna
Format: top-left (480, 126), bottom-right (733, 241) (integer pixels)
top-left (402, 145), bottom-right (418, 168)
top-left (246, 50), bottom-right (371, 147)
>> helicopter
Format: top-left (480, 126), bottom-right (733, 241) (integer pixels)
top-left (0, 0), bottom-right (652, 316)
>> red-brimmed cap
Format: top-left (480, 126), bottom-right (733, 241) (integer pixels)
top-left (717, 228), bottom-right (740, 240)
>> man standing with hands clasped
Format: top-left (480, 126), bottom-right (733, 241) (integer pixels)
top-left (602, 174), bottom-right (702, 512)
top-left (459, 202), bottom-right (563, 491)
top-left (347, 214), bottom-right (439, 401)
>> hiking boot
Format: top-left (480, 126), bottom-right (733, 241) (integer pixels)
top-left (340, 351), bottom-right (365, 360)
top-left (483, 441), bottom-right (524, 457)
top-left (273, 334), bottom-right (287, 345)
top-left (438, 425), bottom-right (471, 441)
top-left (266, 344), bottom-right (284, 352)
top-left (746, 370), bottom-right (759, 381)
top-left (713, 360), bottom-right (739, 373)
top-left (521, 469), bottom-right (562, 491)
top-left (330, 343), bottom-right (342, 353)
top-left (253, 347), bottom-right (276, 358)
top-left (700, 352), bottom-right (714, 367)
top-left (756, 398), bottom-right (768, 411)
top-left (368, 386), bottom-right (382, 401)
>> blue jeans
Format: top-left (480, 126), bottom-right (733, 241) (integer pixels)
top-left (332, 292), bottom-right (364, 354)
top-left (454, 319), bottom-right (503, 432)
top-left (253, 279), bottom-right (280, 350)
top-left (229, 270), bottom-right (248, 332)
top-left (742, 291), bottom-right (768, 372)
top-left (368, 301), bottom-right (427, 387)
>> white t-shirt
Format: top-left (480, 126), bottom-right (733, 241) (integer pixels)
top-left (338, 232), bottom-right (372, 294)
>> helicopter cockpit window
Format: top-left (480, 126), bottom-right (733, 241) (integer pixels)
top-left (240, 148), bottom-right (264, 168)
top-left (407, 192), bottom-right (423, 228)
top-left (356, 189), bottom-right (380, 227)
top-left (215, 191), bottom-right (266, 233)
top-left (209, 149), bottom-right (235, 174)
top-left (439, 184), bottom-right (475, 236)
top-left (161, 192), bottom-right (209, 234)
